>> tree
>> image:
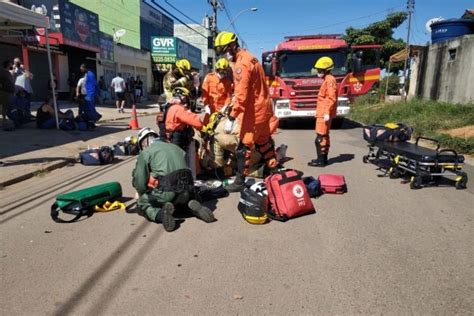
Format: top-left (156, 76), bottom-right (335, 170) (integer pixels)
top-left (343, 12), bottom-right (408, 73)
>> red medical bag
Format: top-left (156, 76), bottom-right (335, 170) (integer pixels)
top-left (265, 169), bottom-right (315, 221)
top-left (318, 174), bottom-right (347, 194)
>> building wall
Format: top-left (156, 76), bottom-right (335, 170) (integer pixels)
top-left (174, 23), bottom-right (213, 73)
top-left (114, 44), bottom-right (152, 95)
top-left (415, 34), bottom-right (474, 104)
top-left (70, 0), bottom-right (141, 49)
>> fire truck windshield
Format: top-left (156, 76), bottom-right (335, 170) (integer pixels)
top-left (277, 50), bottom-right (347, 78)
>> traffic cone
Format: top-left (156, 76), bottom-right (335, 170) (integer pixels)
top-left (128, 104), bottom-right (140, 130)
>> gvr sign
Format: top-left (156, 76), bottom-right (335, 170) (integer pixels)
top-left (152, 37), bottom-right (175, 48)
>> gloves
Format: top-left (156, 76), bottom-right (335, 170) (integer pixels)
top-left (204, 105), bottom-right (211, 115)
top-left (323, 114), bottom-right (330, 122)
top-left (224, 118), bottom-right (235, 134)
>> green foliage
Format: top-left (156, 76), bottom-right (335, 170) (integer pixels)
top-left (343, 12), bottom-right (408, 74)
top-left (349, 99), bottom-right (474, 154)
top-left (379, 75), bottom-right (400, 95)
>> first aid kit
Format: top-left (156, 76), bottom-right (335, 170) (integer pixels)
top-left (265, 169), bottom-right (314, 221)
top-left (318, 174), bottom-right (347, 194)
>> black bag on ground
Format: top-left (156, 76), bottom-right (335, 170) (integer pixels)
top-left (80, 146), bottom-right (114, 165)
top-left (363, 123), bottom-right (413, 143)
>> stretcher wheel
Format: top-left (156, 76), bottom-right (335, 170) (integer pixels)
top-left (362, 155), bottom-right (369, 164)
top-left (388, 168), bottom-right (400, 179)
top-left (455, 173), bottom-right (468, 190)
top-left (410, 176), bottom-right (422, 190)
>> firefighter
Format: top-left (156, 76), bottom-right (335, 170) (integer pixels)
top-left (163, 59), bottom-right (194, 102)
top-left (308, 56), bottom-right (338, 167)
top-left (164, 87), bottom-right (209, 150)
top-left (132, 135), bottom-right (215, 232)
top-left (202, 58), bottom-right (233, 113)
top-left (214, 31), bottom-right (277, 193)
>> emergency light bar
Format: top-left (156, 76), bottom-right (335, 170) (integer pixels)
top-left (284, 34), bottom-right (342, 41)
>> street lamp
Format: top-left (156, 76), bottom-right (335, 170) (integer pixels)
top-left (223, 7), bottom-right (258, 30)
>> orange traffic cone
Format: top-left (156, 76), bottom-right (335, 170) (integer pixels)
top-left (128, 104), bottom-right (140, 130)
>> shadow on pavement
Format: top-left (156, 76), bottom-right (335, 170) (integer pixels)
top-left (279, 118), bottom-right (362, 130)
top-left (328, 153), bottom-right (355, 165)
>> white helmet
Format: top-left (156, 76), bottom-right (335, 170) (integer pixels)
top-left (137, 127), bottom-right (159, 150)
top-left (250, 182), bottom-right (268, 196)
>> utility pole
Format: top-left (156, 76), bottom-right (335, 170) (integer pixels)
top-left (209, 0), bottom-right (219, 66)
top-left (402, 0), bottom-right (414, 101)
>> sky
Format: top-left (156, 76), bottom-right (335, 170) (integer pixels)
top-left (161, 0), bottom-right (473, 56)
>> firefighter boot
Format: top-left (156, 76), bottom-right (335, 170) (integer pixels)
top-left (225, 144), bottom-right (247, 193)
top-left (155, 202), bottom-right (176, 232)
top-left (308, 136), bottom-right (328, 167)
top-left (188, 199), bottom-right (216, 223)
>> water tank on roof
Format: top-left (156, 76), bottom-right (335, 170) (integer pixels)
top-left (430, 19), bottom-right (474, 44)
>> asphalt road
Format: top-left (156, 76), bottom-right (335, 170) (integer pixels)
top-left (1, 116), bottom-right (473, 315)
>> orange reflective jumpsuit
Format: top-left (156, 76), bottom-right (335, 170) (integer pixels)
top-left (315, 74), bottom-right (337, 154)
top-left (231, 49), bottom-right (277, 174)
top-left (201, 72), bottom-right (233, 113)
top-left (165, 100), bottom-right (209, 149)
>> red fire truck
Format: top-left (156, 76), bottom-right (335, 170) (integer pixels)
top-left (262, 34), bottom-right (381, 125)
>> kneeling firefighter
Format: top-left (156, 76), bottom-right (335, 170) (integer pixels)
top-left (163, 59), bottom-right (194, 102)
top-left (308, 56), bottom-right (338, 167)
top-left (132, 135), bottom-right (215, 232)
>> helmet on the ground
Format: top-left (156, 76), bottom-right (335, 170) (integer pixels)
top-left (238, 186), bottom-right (269, 225)
top-left (250, 182), bottom-right (268, 196)
top-left (137, 127), bottom-right (159, 150)
top-left (175, 59), bottom-right (191, 76)
top-left (215, 58), bottom-right (230, 70)
top-left (214, 31), bottom-right (238, 55)
top-left (314, 56), bottom-right (334, 71)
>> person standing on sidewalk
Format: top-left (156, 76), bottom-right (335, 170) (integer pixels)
top-left (214, 31), bottom-right (277, 193)
top-left (12, 57), bottom-right (33, 119)
top-left (132, 135), bottom-right (216, 232)
top-left (0, 60), bottom-right (15, 131)
top-left (111, 73), bottom-right (126, 113)
top-left (126, 76), bottom-right (136, 107)
top-left (80, 63), bottom-right (101, 124)
top-left (308, 57), bottom-right (337, 167)
top-left (135, 75), bottom-right (143, 104)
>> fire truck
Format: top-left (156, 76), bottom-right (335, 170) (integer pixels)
top-left (262, 34), bottom-right (381, 125)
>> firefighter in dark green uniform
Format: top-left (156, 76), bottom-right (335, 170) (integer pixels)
top-left (132, 133), bottom-right (215, 232)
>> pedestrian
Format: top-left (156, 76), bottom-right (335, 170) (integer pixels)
top-left (111, 73), bottom-right (126, 113)
top-left (126, 76), bottom-right (135, 106)
top-left (12, 57), bottom-right (33, 119)
top-left (68, 73), bottom-right (77, 101)
top-left (79, 63), bottom-right (101, 125)
top-left (202, 58), bottom-right (233, 113)
top-left (98, 76), bottom-right (108, 103)
top-left (135, 75), bottom-right (143, 103)
top-left (132, 129), bottom-right (215, 232)
top-left (0, 60), bottom-right (15, 130)
top-left (47, 73), bottom-right (58, 95)
top-left (307, 56), bottom-right (337, 167)
top-left (214, 31), bottom-right (278, 193)
top-left (163, 59), bottom-right (194, 102)
top-left (36, 94), bottom-right (75, 130)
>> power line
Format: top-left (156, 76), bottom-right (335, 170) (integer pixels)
top-left (164, 0), bottom-right (202, 25)
top-left (220, 0), bottom-right (246, 46)
top-left (148, 0), bottom-right (208, 39)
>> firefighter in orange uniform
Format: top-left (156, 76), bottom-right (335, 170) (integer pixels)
top-left (164, 87), bottom-right (209, 150)
top-left (214, 31), bottom-right (278, 192)
top-left (308, 56), bottom-right (338, 167)
top-left (202, 58), bottom-right (233, 113)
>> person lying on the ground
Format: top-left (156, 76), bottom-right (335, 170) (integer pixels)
top-left (36, 95), bottom-right (75, 130)
top-left (132, 134), bottom-right (216, 232)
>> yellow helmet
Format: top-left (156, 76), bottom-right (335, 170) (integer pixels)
top-left (314, 56), bottom-right (334, 71)
top-left (172, 87), bottom-right (190, 97)
top-left (175, 59), bottom-right (191, 76)
top-left (214, 31), bottom-right (238, 55)
top-left (215, 58), bottom-right (230, 70)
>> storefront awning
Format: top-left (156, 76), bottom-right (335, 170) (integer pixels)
top-left (389, 45), bottom-right (425, 63)
top-left (0, 1), bottom-right (48, 29)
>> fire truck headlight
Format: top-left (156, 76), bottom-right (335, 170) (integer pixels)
top-left (337, 97), bottom-right (349, 108)
top-left (276, 99), bottom-right (290, 109)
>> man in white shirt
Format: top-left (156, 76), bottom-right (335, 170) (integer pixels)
top-left (111, 73), bottom-right (126, 113)
top-left (76, 75), bottom-right (86, 98)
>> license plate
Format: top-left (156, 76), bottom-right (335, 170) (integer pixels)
top-left (306, 111), bottom-right (315, 116)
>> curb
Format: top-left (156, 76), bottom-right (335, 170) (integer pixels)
top-left (0, 158), bottom-right (75, 189)
top-left (97, 112), bottom-right (156, 124)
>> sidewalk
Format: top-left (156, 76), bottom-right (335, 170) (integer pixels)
top-left (0, 100), bottom-right (160, 188)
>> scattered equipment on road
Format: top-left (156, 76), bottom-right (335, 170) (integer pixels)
top-left (265, 169), bottom-right (315, 221)
top-left (363, 134), bottom-right (468, 190)
top-left (318, 174), bottom-right (347, 194)
top-left (51, 182), bottom-right (123, 223)
top-left (238, 183), bottom-right (269, 225)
